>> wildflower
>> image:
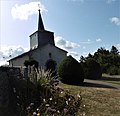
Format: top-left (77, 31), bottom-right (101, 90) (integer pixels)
top-left (52, 79), bottom-right (60, 86)
top-left (30, 103), bottom-right (34, 106)
top-left (36, 108), bottom-right (40, 112)
top-left (47, 107), bottom-right (56, 112)
top-left (56, 86), bottom-right (64, 92)
top-left (68, 98), bottom-right (71, 101)
top-left (37, 113), bottom-right (40, 116)
top-left (26, 106), bottom-right (31, 111)
top-left (61, 91), bottom-right (63, 94)
top-left (82, 112), bottom-right (85, 116)
top-left (52, 82), bottom-right (59, 86)
top-left (43, 99), bottom-right (46, 102)
top-left (83, 104), bottom-right (85, 107)
top-left (64, 108), bottom-right (68, 113)
top-left (46, 104), bottom-right (50, 107)
top-left (49, 97), bottom-right (52, 101)
top-left (77, 93), bottom-right (81, 98)
top-left (57, 110), bottom-right (60, 114)
top-left (33, 112), bottom-right (37, 116)
top-left (66, 101), bottom-right (68, 105)
top-left (51, 89), bottom-right (56, 94)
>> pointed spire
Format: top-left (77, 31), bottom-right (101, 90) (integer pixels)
top-left (38, 9), bottom-right (45, 31)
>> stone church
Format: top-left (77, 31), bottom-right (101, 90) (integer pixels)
top-left (9, 10), bottom-right (67, 70)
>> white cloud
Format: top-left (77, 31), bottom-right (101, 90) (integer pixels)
top-left (79, 39), bottom-right (93, 44)
top-left (82, 52), bottom-right (89, 57)
top-left (116, 44), bottom-right (120, 51)
top-left (0, 46), bottom-right (29, 66)
top-left (11, 2), bottom-right (47, 20)
top-left (68, 51), bottom-right (79, 56)
top-left (55, 36), bottom-right (80, 50)
top-left (67, 51), bottom-right (80, 61)
top-left (55, 36), bottom-right (81, 61)
top-left (96, 38), bottom-right (102, 42)
top-left (107, 0), bottom-right (117, 4)
top-left (110, 17), bottom-right (120, 26)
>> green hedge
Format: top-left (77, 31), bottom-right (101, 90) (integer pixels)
top-left (58, 56), bottom-right (84, 84)
top-left (24, 59), bottom-right (38, 68)
top-left (82, 58), bottom-right (102, 80)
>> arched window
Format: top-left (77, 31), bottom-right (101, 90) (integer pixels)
top-left (49, 53), bottom-right (52, 58)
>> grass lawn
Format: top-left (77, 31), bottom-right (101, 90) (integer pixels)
top-left (60, 83), bottom-right (120, 116)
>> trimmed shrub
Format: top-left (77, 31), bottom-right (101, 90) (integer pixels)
top-left (58, 55), bottom-right (84, 84)
top-left (82, 58), bottom-right (102, 80)
top-left (24, 59), bottom-right (39, 68)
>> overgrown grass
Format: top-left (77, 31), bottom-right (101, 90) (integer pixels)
top-left (61, 83), bottom-right (120, 116)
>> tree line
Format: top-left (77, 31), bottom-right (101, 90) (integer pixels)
top-left (80, 46), bottom-right (120, 75)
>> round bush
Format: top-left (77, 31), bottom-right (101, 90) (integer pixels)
top-left (83, 58), bottom-right (102, 80)
top-left (58, 56), bottom-right (84, 84)
top-left (24, 59), bottom-right (39, 68)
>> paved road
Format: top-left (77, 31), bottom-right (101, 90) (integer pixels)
top-left (84, 79), bottom-right (120, 89)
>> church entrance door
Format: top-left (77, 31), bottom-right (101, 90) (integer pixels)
top-left (45, 59), bottom-right (56, 71)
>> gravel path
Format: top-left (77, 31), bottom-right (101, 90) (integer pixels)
top-left (84, 79), bottom-right (120, 89)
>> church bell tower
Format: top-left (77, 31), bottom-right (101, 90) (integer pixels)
top-left (29, 9), bottom-right (55, 50)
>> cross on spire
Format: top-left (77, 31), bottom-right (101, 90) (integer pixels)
top-left (38, 7), bottom-right (45, 31)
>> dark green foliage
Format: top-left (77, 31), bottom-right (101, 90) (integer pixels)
top-left (118, 67), bottom-right (120, 75)
top-left (110, 46), bottom-right (119, 55)
top-left (58, 55), bottom-right (84, 84)
top-left (81, 58), bottom-right (102, 80)
top-left (107, 66), bottom-right (120, 75)
top-left (80, 46), bottom-right (120, 75)
top-left (24, 59), bottom-right (39, 68)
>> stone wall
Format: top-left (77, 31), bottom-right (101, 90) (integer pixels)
top-left (0, 67), bottom-right (19, 116)
top-left (0, 66), bottom-right (38, 116)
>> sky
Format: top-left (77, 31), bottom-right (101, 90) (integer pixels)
top-left (0, 0), bottom-right (120, 65)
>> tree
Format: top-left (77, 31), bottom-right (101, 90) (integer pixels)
top-left (110, 46), bottom-right (119, 55)
top-left (80, 46), bottom-right (120, 75)
top-left (58, 56), bottom-right (84, 84)
top-left (82, 58), bottom-right (102, 80)
top-left (79, 55), bottom-right (85, 63)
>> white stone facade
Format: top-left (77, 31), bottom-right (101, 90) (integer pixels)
top-left (9, 44), bottom-right (67, 69)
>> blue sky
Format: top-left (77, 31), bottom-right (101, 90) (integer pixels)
top-left (0, 0), bottom-right (120, 65)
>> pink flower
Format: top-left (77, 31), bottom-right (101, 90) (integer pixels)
top-left (64, 108), bottom-right (68, 113)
